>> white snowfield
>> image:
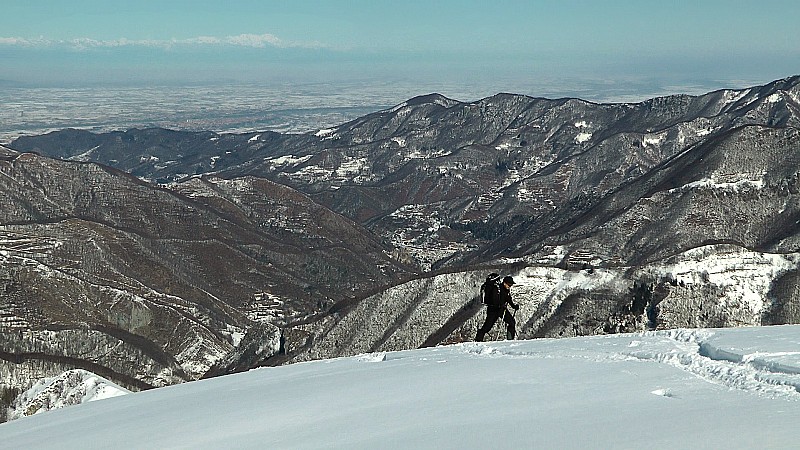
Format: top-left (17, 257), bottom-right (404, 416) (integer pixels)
top-left (2, 326), bottom-right (799, 449)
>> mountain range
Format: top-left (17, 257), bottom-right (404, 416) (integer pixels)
top-left (2, 75), bottom-right (800, 418)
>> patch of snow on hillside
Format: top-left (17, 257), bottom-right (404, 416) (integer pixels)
top-left (495, 142), bottom-right (511, 151)
top-left (723, 89), bottom-right (750, 105)
top-left (642, 132), bottom-right (666, 147)
top-left (669, 176), bottom-right (764, 194)
top-left (524, 266), bottom-right (619, 294)
top-left (572, 120), bottom-right (592, 144)
top-left (248, 291), bottom-right (287, 323)
top-left (515, 186), bottom-right (532, 202)
top-left (68, 145), bottom-right (101, 162)
top-left (508, 266), bottom-right (624, 329)
top-left (389, 102), bottom-right (408, 113)
top-left (265, 154), bottom-right (313, 168)
top-left (433, 97), bottom-right (456, 108)
top-left (767, 93), bottom-right (783, 103)
top-left (248, 134), bottom-right (261, 142)
top-left (314, 128), bottom-right (336, 137)
top-left (390, 136), bottom-right (406, 147)
top-left (660, 245), bottom-right (797, 287)
top-left (335, 157), bottom-right (368, 177)
top-left (575, 132), bottom-right (592, 144)
top-left (513, 183), bottom-right (554, 207)
top-left (405, 148), bottom-right (453, 161)
top-left (502, 168), bottom-right (522, 186)
top-left (535, 245), bottom-right (567, 265)
top-left (289, 164), bottom-right (332, 184)
top-left (789, 91), bottom-right (800, 107)
top-left (176, 338), bottom-right (229, 379)
top-left (676, 119), bottom-right (719, 146)
top-left (227, 326), bottom-right (246, 347)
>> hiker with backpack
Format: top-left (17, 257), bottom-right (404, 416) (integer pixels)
top-left (476, 274), bottom-right (519, 341)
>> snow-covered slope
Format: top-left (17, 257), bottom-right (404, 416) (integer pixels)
top-left (1, 326), bottom-right (798, 449)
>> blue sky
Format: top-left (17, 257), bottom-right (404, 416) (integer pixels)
top-left (3, 0), bottom-right (799, 98)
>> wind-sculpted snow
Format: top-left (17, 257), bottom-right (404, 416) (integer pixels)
top-left (460, 327), bottom-right (800, 401)
top-left (628, 328), bottom-right (800, 399)
top-left (1, 326), bottom-right (799, 449)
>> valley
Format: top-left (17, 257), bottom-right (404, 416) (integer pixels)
top-left (2, 75), bottom-right (800, 421)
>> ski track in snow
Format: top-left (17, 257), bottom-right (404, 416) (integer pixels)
top-left (449, 328), bottom-right (800, 401)
top-left (631, 329), bottom-right (800, 399)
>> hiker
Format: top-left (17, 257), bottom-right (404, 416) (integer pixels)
top-left (476, 275), bottom-right (519, 341)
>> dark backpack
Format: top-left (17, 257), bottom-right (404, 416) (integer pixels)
top-left (480, 273), bottom-right (502, 306)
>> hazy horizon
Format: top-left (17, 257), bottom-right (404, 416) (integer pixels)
top-left (3, 1), bottom-right (799, 99)
top-left (3, 1), bottom-right (799, 143)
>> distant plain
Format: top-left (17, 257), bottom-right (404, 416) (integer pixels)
top-left (1, 77), bottom-right (756, 144)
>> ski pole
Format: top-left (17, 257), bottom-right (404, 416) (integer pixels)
top-left (493, 313), bottom-right (503, 341)
top-left (494, 305), bottom-right (519, 341)
top-left (510, 306), bottom-right (519, 340)
top-left (493, 306), bottom-right (514, 340)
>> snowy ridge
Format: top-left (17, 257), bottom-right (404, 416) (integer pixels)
top-left (1, 326), bottom-right (799, 449)
top-left (264, 154), bottom-right (313, 169)
top-left (8, 369), bottom-right (129, 421)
